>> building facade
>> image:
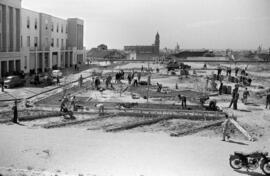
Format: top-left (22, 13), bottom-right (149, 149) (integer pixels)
top-left (0, 0), bottom-right (86, 77)
top-left (124, 32), bottom-right (160, 55)
top-left (0, 0), bottom-right (21, 77)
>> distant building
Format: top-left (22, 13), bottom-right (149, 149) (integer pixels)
top-left (97, 44), bottom-right (108, 50)
top-left (124, 32), bottom-right (160, 55)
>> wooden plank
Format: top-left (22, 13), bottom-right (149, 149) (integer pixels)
top-left (230, 119), bottom-right (254, 141)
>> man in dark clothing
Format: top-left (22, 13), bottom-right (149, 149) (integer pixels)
top-left (235, 67), bottom-right (239, 76)
top-left (60, 96), bottom-right (68, 112)
top-left (56, 75), bottom-right (60, 86)
top-left (233, 92), bottom-right (239, 110)
top-left (242, 88), bottom-right (250, 104)
top-left (157, 83), bottom-right (162, 92)
top-left (0, 78), bottom-right (4, 92)
top-left (106, 75), bottom-right (113, 89)
top-left (209, 99), bottom-right (217, 111)
top-left (217, 67), bottom-right (222, 80)
top-left (95, 77), bottom-right (101, 90)
top-left (266, 92), bottom-right (270, 109)
top-left (229, 85), bottom-right (239, 108)
top-left (178, 94), bottom-right (187, 109)
top-left (228, 67), bottom-right (232, 76)
top-left (219, 81), bottom-right (223, 95)
top-left (12, 100), bottom-right (18, 123)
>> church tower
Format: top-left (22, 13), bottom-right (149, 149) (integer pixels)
top-left (154, 32), bottom-right (160, 55)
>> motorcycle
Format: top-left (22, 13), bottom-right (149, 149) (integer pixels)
top-left (229, 151), bottom-right (270, 175)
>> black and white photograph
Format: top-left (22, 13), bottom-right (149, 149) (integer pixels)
top-left (0, 0), bottom-right (270, 175)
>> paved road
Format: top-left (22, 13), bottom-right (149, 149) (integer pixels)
top-left (0, 68), bottom-right (95, 101)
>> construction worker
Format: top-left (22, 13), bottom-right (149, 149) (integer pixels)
top-left (233, 92), bottom-right (239, 110)
top-left (219, 81), bottom-right (223, 95)
top-left (56, 75), bottom-right (60, 86)
top-left (133, 74), bottom-right (138, 87)
top-left (70, 96), bottom-right (77, 111)
top-left (205, 76), bottom-right (209, 91)
top-left (235, 67), bottom-right (239, 76)
top-left (0, 77), bottom-right (4, 92)
top-left (95, 103), bottom-right (104, 116)
top-left (12, 100), bottom-right (18, 123)
top-left (266, 91), bottom-right (270, 109)
top-left (157, 82), bottom-right (162, 92)
top-left (222, 114), bottom-right (231, 141)
top-left (242, 87), bottom-right (250, 105)
top-left (60, 96), bottom-right (69, 112)
top-left (178, 94), bottom-right (187, 109)
top-left (209, 99), bottom-right (217, 111)
top-left (106, 75), bottom-right (113, 89)
top-left (229, 85), bottom-right (239, 108)
top-left (95, 77), bottom-right (101, 90)
top-left (217, 66), bottom-right (222, 80)
top-left (78, 74), bottom-right (83, 87)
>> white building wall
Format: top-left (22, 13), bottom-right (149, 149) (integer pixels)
top-left (21, 9), bottom-right (40, 50)
top-left (51, 17), bottom-right (67, 50)
top-left (21, 8), bottom-right (40, 73)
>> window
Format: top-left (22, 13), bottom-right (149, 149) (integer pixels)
top-left (57, 38), bottom-right (59, 47)
top-left (24, 56), bottom-right (27, 69)
top-left (34, 18), bottom-right (38, 29)
top-left (27, 36), bottom-right (30, 47)
top-left (34, 37), bottom-right (38, 47)
top-left (27, 17), bottom-right (30, 29)
top-left (45, 19), bottom-right (48, 30)
top-left (61, 39), bottom-right (64, 49)
top-left (46, 37), bottom-right (49, 47)
top-left (61, 25), bottom-right (63, 33)
top-left (51, 23), bottom-right (54, 32)
top-left (21, 36), bottom-right (22, 47)
top-left (0, 33), bottom-right (2, 50)
top-left (51, 38), bottom-right (54, 47)
top-left (57, 24), bottom-right (59, 33)
top-left (0, 10), bottom-right (2, 23)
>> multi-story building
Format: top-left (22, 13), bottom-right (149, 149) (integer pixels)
top-left (0, 0), bottom-right (86, 77)
top-left (0, 0), bottom-right (21, 77)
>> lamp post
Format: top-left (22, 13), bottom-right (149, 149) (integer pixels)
top-left (35, 44), bottom-right (38, 74)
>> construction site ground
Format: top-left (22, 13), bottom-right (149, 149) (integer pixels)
top-left (1, 61), bottom-right (270, 176)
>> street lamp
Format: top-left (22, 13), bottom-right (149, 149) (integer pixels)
top-left (35, 43), bottom-right (38, 74)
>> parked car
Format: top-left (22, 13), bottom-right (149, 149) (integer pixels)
top-left (52, 70), bottom-right (63, 78)
top-left (4, 75), bottom-right (26, 88)
top-left (30, 74), bottom-right (54, 86)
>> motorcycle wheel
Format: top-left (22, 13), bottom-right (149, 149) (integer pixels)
top-left (262, 160), bottom-right (270, 175)
top-left (229, 155), bottom-right (243, 170)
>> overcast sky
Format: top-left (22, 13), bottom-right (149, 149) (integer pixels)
top-left (22, 0), bottom-right (270, 50)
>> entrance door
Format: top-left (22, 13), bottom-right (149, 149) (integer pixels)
top-left (1, 61), bottom-right (7, 77)
top-left (15, 60), bottom-right (21, 72)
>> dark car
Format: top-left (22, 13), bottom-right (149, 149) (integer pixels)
top-left (4, 76), bottom-right (26, 88)
top-left (167, 61), bottom-right (180, 71)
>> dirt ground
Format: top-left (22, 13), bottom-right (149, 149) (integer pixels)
top-left (1, 61), bottom-right (270, 176)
